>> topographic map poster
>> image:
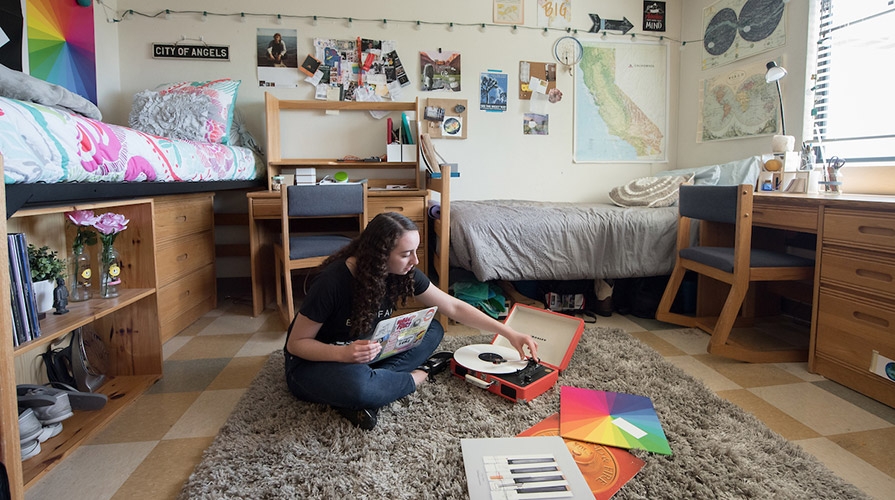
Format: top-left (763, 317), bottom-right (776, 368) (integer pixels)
top-left (698, 63), bottom-right (778, 142)
top-left (702, 0), bottom-right (786, 70)
top-left (574, 40), bottom-right (667, 163)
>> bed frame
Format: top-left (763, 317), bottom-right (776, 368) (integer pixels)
top-left (5, 179), bottom-right (265, 216)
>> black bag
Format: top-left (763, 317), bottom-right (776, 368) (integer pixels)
top-left (537, 279), bottom-right (599, 322)
top-left (41, 328), bottom-right (107, 392)
top-left (41, 344), bottom-right (78, 388)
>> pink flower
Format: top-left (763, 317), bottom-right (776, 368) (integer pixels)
top-left (93, 212), bottom-right (129, 236)
top-left (66, 210), bottom-right (98, 227)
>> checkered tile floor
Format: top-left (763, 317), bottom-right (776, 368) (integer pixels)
top-left (23, 292), bottom-right (895, 500)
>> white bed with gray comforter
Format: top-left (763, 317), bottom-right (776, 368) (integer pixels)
top-left (448, 157), bottom-right (763, 282)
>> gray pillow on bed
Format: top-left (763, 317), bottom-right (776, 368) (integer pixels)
top-left (129, 90), bottom-right (212, 141)
top-left (609, 174), bottom-right (694, 208)
top-left (0, 63), bottom-right (102, 120)
top-left (656, 165), bottom-right (720, 186)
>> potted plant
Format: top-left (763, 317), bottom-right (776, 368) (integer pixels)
top-left (27, 244), bottom-right (66, 313)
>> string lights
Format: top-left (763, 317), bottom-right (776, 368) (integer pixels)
top-left (99, 4), bottom-right (702, 49)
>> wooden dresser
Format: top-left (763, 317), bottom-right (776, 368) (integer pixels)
top-left (154, 193), bottom-right (217, 342)
top-left (753, 192), bottom-right (895, 407)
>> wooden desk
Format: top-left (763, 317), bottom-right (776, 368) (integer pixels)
top-left (751, 192), bottom-right (895, 407)
top-left (248, 189), bottom-right (429, 317)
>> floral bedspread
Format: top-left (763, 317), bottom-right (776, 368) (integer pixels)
top-left (0, 96), bottom-right (262, 184)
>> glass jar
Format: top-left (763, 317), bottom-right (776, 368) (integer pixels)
top-left (100, 243), bottom-right (121, 298)
top-left (69, 246), bottom-right (92, 301)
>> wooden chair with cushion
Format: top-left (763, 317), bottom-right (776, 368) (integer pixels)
top-left (655, 184), bottom-right (815, 363)
top-left (274, 183), bottom-right (367, 326)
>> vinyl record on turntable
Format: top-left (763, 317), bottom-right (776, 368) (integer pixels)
top-left (454, 344), bottom-right (529, 374)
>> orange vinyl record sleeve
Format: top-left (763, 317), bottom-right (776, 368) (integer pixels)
top-left (518, 413), bottom-right (644, 499)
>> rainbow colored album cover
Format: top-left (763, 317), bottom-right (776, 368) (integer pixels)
top-left (559, 386), bottom-right (672, 455)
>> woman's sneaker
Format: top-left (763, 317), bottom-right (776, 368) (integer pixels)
top-left (334, 407), bottom-right (379, 430)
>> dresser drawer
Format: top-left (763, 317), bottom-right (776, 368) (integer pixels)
top-left (815, 288), bottom-right (895, 370)
top-left (367, 196), bottom-right (425, 221)
top-left (821, 247), bottom-right (895, 298)
top-left (154, 194), bottom-right (214, 242)
top-left (156, 231), bottom-right (215, 288)
top-left (753, 203), bottom-right (817, 232)
top-left (158, 264), bottom-right (216, 337)
top-left (823, 209), bottom-right (895, 250)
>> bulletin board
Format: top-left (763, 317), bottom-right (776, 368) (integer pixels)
top-left (519, 61), bottom-right (556, 100)
top-left (422, 97), bottom-right (468, 139)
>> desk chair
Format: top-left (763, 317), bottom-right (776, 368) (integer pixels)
top-left (274, 183), bottom-right (367, 326)
top-left (655, 184), bottom-right (815, 363)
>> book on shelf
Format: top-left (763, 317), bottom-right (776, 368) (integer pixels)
top-left (7, 233), bottom-right (41, 346)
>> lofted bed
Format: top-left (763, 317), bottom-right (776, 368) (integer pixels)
top-left (0, 67), bottom-right (265, 215)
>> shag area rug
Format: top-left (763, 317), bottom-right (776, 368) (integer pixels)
top-left (179, 327), bottom-right (869, 499)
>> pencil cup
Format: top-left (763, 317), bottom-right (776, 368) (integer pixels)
top-left (819, 171), bottom-right (843, 195)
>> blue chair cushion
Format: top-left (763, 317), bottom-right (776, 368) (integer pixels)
top-left (288, 235), bottom-right (352, 260)
top-left (681, 247), bottom-right (814, 273)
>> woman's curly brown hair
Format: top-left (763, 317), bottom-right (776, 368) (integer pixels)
top-left (320, 212), bottom-right (417, 338)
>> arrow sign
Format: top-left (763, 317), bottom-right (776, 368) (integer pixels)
top-left (588, 14), bottom-right (634, 34)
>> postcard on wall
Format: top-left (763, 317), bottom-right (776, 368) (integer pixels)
top-left (537, 0), bottom-right (572, 29)
top-left (420, 50), bottom-right (461, 92)
top-left (493, 0), bottom-right (524, 25)
top-left (523, 113), bottom-right (548, 135)
top-left (257, 28), bottom-right (299, 88)
top-left (480, 71), bottom-right (508, 112)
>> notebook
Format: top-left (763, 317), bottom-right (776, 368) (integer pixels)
top-left (367, 306), bottom-right (438, 363)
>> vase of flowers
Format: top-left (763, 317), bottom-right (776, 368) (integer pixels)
top-left (66, 210), bottom-right (98, 301)
top-left (94, 212), bottom-right (129, 299)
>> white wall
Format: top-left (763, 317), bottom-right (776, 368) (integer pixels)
top-left (100, 0), bottom-right (683, 203)
top-left (99, 0), bottom-right (816, 202)
top-left (675, 0), bottom-right (812, 169)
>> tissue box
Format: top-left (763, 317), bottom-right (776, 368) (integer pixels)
top-left (386, 144), bottom-right (418, 162)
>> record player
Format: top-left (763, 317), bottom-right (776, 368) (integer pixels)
top-left (450, 304), bottom-right (584, 403)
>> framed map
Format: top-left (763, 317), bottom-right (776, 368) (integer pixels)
top-left (697, 63), bottom-right (778, 142)
top-left (573, 40), bottom-right (667, 163)
top-left (702, 0), bottom-right (786, 70)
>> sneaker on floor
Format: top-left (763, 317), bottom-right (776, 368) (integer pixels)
top-left (334, 407), bottom-right (379, 430)
top-left (20, 438), bottom-right (41, 461)
top-left (18, 408), bottom-right (42, 445)
top-left (37, 422), bottom-right (63, 443)
top-left (18, 386), bottom-right (74, 425)
top-left (418, 351), bottom-right (453, 381)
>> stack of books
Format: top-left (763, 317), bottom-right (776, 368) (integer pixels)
top-left (7, 233), bottom-right (42, 346)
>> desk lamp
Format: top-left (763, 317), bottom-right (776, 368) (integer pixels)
top-left (766, 61), bottom-right (788, 135)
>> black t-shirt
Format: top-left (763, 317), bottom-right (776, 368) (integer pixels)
top-left (297, 260), bottom-right (431, 344)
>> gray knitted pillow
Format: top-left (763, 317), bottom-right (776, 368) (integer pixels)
top-left (609, 174), bottom-right (694, 208)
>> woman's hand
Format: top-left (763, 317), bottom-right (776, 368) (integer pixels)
top-left (503, 330), bottom-right (539, 362)
top-left (344, 340), bottom-right (383, 364)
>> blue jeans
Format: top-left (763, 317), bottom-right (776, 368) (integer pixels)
top-left (285, 320), bottom-right (445, 410)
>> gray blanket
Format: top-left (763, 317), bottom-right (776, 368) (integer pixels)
top-left (0, 63), bottom-right (102, 119)
top-left (449, 200), bottom-right (678, 281)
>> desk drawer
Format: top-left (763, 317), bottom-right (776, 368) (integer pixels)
top-left (368, 196), bottom-right (425, 220)
top-left (752, 203), bottom-right (817, 232)
top-left (156, 231), bottom-right (215, 288)
top-left (824, 209), bottom-right (895, 250)
top-left (820, 247), bottom-right (895, 297)
top-left (158, 264), bottom-right (216, 342)
top-left (816, 288), bottom-right (895, 373)
top-left (155, 194), bottom-right (214, 242)
top-left (251, 197), bottom-right (281, 218)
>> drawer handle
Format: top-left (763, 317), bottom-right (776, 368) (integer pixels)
top-left (176, 215), bottom-right (188, 223)
top-left (855, 268), bottom-right (892, 283)
top-left (383, 206), bottom-right (404, 212)
top-left (852, 311), bottom-right (889, 328)
top-left (177, 253), bottom-right (189, 262)
top-left (858, 225), bottom-right (895, 237)
top-left (180, 290), bottom-right (191, 299)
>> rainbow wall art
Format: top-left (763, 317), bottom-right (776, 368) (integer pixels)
top-left (26, 0), bottom-right (96, 103)
top-left (559, 386), bottom-right (672, 455)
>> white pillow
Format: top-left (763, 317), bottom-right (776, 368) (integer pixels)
top-left (656, 165), bottom-right (720, 186)
top-left (609, 174), bottom-right (694, 208)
